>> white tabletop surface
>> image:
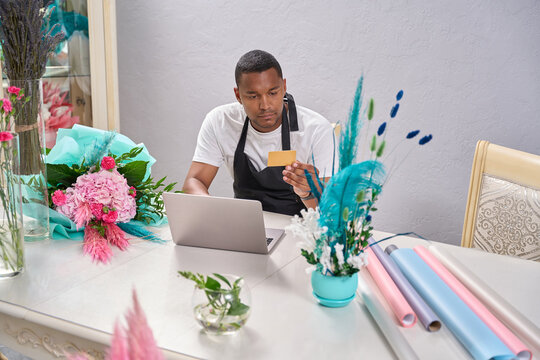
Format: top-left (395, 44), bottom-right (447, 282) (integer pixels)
top-left (1, 212), bottom-right (539, 360)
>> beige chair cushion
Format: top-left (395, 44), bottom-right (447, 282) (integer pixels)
top-left (473, 174), bottom-right (540, 261)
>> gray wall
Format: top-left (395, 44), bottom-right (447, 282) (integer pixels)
top-left (116, 0), bottom-right (540, 245)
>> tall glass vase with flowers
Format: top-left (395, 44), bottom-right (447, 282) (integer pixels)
top-left (0, 91), bottom-right (24, 278)
top-left (286, 78), bottom-right (433, 307)
top-left (0, 0), bottom-right (64, 242)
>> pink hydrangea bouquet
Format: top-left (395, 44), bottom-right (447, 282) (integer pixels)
top-left (52, 156), bottom-right (137, 262)
top-left (46, 125), bottom-right (178, 263)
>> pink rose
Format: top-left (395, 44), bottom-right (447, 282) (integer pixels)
top-left (7, 86), bottom-right (20, 96)
top-left (2, 99), bottom-right (12, 113)
top-left (129, 186), bottom-right (136, 198)
top-left (0, 132), bottom-right (13, 142)
top-left (52, 190), bottom-right (67, 206)
top-left (90, 203), bottom-right (104, 220)
top-left (101, 156), bottom-right (116, 170)
top-left (102, 210), bottom-right (118, 223)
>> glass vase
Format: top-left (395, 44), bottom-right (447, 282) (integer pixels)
top-left (6, 79), bottom-right (50, 242)
top-left (191, 274), bottom-right (252, 335)
top-left (0, 132), bottom-right (24, 278)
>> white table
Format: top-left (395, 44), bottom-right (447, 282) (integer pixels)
top-left (1, 212), bottom-right (539, 360)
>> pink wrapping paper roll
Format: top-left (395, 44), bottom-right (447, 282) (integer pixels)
top-left (366, 248), bottom-right (417, 327)
top-left (414, 245), bottom-right (531, 360)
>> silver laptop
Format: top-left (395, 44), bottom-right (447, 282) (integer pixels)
top-left (163, 192), bottom-right (285, 254)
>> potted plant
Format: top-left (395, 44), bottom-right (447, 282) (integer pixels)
top-left (286, 78), bottom-right (433, 307)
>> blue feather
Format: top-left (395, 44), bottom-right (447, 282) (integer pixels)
top-left (83, 131), bottom-right (117, 166)
top-left (117, 222), bottom-right (165, 243)
top-left (318, 160), bottom-right (385, 236)
top-left (339, 77), bottom-right (364, 171)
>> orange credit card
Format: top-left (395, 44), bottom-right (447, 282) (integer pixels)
top-left (267, 150), bottom-right (296, 167)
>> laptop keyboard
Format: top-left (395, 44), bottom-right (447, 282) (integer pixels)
top-left (266, 237), bottom-right (274, 246)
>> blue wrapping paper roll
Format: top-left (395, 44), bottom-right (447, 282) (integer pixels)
top-left (389, 247), bottom-right (515, 360)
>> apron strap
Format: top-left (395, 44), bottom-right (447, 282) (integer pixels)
top-left (285, 93), bottom-right (299, 131)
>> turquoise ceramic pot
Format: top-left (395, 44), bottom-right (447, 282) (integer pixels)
top-left (311, 270), bottom-right (358, 307)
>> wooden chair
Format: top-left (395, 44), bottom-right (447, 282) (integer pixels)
top-left (462, 141), bottom-right (540, 261)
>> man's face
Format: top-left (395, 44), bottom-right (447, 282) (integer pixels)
top-left (234, 68), bottom-right (287, 133)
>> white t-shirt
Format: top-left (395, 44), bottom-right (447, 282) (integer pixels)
top-left (193, 102), bottom-right (336, 178)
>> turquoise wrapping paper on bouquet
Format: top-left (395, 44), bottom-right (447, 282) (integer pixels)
top-left (389, 247), bottom-right (514, 360)
top-left (47, 124), bottom-right (156, 180)
top-left (46, 125), bottom-right (166, 240)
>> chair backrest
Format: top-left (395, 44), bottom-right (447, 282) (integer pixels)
top-left (462, 140), bottom-right (540, 261)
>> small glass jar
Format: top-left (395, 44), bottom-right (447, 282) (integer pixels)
top-left (191, 274), bottom-right (251, 335)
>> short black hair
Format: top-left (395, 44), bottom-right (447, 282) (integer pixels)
top-left (235, 50), bottom-right (283, 85)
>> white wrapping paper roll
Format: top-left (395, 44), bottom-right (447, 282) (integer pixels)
top-left (428, 245), bottom-right (540, 352)
top-left (357, 271), bottom-right (420, 360)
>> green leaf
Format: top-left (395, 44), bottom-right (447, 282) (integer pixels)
top-left (163, 182), bottom-right (177, 192)
top-left (227, 302), bottom-right (250, 316)
top-left (301, 249), bottom-right (318, 265)
top-left (118, 161), bottom-right (148, 186)
top-left (205, 276), bottom-right (221, 291)
top-left (46, 164), bottom-right (79, 187)
top-left (368, 98), bottom-right (374, 120)
top-left (370, 135), bottom-right (377, 152)
top-left (376, 140), bottom-right (386, 158)
top-left (213, 273), bottom-right (231, 288)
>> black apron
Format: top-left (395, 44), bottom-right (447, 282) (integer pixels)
top-left (233, 93), bottom-right (305, 216)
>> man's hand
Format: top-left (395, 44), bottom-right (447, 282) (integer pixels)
top-left (282, 161), bottom-right (322, 199)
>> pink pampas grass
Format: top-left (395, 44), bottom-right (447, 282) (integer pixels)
top-left (83, 226), bottom-right (113, 263)
top-left (67, 290), bottom-right (163, 360)
top-left (107, 322), bottom-right (129, 360)
top-left (106, 290), bottom-right (164, 360)
top-left (106, 223), bottom-right (130, 251)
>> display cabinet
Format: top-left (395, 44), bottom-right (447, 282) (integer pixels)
top-left (1, 0), bottom-right (119, 148)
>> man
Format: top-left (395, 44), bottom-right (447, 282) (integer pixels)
top-left (183, 50), bottom-right (335, 216)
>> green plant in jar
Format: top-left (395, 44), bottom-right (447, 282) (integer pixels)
top-left (179, 271), bottom-right (251, 335)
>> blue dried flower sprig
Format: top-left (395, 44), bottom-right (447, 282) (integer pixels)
top-left (419, 134), bottom-right (433, 145)
top-left (406, 130), bottom-right (420, 139)
top-left (377, 122), bottom-right (387, 136)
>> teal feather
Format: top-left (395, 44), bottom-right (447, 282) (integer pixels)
top-left (117, 222), bottom-right (165, 243)
top-left (339, 77), bottom-right (364, 171)
top-left (83, 131), bottom-right (117, 166)
top-left (304, 169), bottom-right (321, 201)
top-left (309, 152), bottom-right (326, 196)
top-left (319, 160), bottom-right (385, 236)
